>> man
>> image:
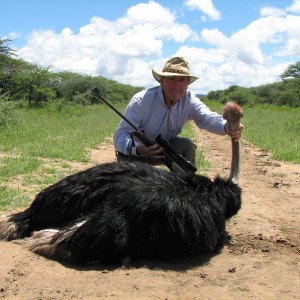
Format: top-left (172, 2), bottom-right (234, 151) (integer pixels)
top-left (113, 56), bottom-right (244, 166)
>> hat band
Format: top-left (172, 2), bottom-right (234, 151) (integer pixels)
top-left (163, 68), bottom-right (189, 75)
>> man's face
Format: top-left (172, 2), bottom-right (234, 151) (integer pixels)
top-left (161, 76), bottom-right (189, 102)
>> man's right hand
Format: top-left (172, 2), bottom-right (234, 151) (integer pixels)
top-left (137, 144), bottom-right (164, 159)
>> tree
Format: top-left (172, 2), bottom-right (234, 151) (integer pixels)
top-left (0, 57), bottom-right (23, 93)
top-left (280, 61), bottom-right (300, 81)
top-left (0, 39), bottom-right (19, 94)
top-left (0, 38), bottom-right (15, 57)
top-left (13, 62), bottom-right (55, 107)
top-left (206, 90), bottom-right (222, 101)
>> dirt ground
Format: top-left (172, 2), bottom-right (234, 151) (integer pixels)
top-left (0, 129), bottom-right (299, 300)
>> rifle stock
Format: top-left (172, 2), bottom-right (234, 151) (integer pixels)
top-left (91, 88), bottom-right (197, 174)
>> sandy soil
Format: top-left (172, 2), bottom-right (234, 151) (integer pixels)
top-left (0, 129), bottom-right (299, 300)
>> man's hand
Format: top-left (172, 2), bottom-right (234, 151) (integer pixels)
top-left (225, 123), bottom-right (245, 139)
top-left (137, 143), bottom-right (164, 159)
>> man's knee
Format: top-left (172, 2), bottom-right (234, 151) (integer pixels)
top-left (169, 137), bottom-right (197, 165)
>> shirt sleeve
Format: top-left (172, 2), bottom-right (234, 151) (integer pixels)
top-left (189, 95), bottom-right (227, 135)
top-left (113, 94), bottom-right (143, 156)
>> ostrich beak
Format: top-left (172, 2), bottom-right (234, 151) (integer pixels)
top-left (223, 102), bottom-right (244, 184)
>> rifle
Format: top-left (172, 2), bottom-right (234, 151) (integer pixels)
top-left (91, 88), bottom-right (197, 174)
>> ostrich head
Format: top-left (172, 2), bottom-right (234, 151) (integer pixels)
top-left (223, 102), bottom-right (244, 133)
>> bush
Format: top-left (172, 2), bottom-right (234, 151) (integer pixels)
top-left (0, 92), bottom-right (15, 127)
top-left (31, 87), bottom-right (57, 107)
top-left (72, 90), bottom-right (93, 105)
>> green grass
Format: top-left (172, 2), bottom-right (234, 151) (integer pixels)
top-left (0, 187), bottom-right (30, 211)
top-left (0, 104), bottom-right (123, 162)
top-left (180, 122), bottom-right (210, 172)
top-left (0, 156), bottom-right (41, 180)
top-left (0, 103), bottom-right (125, 211)
top-left (243, 105), bottom-right (300, 163)
top-left (204, 100), bottom-right (300, 163)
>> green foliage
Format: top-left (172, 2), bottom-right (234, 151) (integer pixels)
top-left (54, 72), bottom-right (142, 104)
top-left (207, 90), bottom-right (222, 101)
top-left (1, 56), bottom-right (144, 109)
top-left (0, 92), bottom-right (16, 127)
top-left (0, 56), bottom-right (57, 107)
top-left (221, 86), bottom-right (258, 106)
top-left (15, 63), bottom-right (56, 107)
top-left (0, 56), bottom-right (24, 94)
top-left (72, 90), bottom-right (93, 105)
top-left (0, 38), bottom-right (15, 57)
top-left (203, 77), bottom-right (300, 108)
top-left (277, 86), bottom-right (300, 107)
top-left (54, 72), bottom-right (96, 101)
top-left (280, 61), bottom-right (300, 80)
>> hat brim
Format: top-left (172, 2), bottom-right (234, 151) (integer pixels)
top-left (152, 70), bottom-right (198, 85)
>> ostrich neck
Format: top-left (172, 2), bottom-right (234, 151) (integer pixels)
top-left (222, 102), bottom-right (243, 184)
top-left (230, 138), bottom-right (241, 184)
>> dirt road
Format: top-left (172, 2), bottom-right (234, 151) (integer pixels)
top-left (0, 129), bottom-right (299, 299)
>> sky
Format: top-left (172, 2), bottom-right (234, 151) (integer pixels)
top-left (1, 0), bottom-right (300, 94)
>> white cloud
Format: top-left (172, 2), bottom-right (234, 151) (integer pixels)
top-left (184, 0), bottom-right (221, 20)
top-left (16, 1), bottom-right (300, 94)
top-left (126, 1), bottom-right (175, 24)
top-left (260, 1), bottom-right (300, 16)
top-left (260, 6), bottom-right (286, 17)
top-left (18, 1), bottom-right (196, 88)
top-left (173, 11), bottom-right (300, 93)
top-left (286, 0), bottom-right (300, 14)
top-left (7, 31), bottom-right (20, 40)
top-left (275, 15), bottom-right (300, 56)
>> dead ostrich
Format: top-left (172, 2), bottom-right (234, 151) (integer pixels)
top-left (0, 102), bottom-right (243, 265)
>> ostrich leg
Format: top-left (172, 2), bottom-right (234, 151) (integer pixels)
top-left (223, 102), bottom-right (244, 184)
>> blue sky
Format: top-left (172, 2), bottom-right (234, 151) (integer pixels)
top-left (1, 0), bottom-right (300, 94)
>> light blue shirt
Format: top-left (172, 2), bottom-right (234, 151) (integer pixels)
top-left (113, 86), bottom-right (227, 155)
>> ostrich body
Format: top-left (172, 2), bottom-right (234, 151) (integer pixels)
top-left (0, 102), bottom-right (243, 265)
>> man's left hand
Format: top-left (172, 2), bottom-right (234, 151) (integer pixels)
top-left (226, 123), bottom-right (244, 139)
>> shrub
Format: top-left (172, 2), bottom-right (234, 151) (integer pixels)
top-left (0, 92), bottom-right (15, 127)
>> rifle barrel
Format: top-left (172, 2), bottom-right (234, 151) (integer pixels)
top-left (92, 88), bottom-right (139, 131)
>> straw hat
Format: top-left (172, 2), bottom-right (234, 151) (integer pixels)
top-left (152, 57), bottom-right (198, 84)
